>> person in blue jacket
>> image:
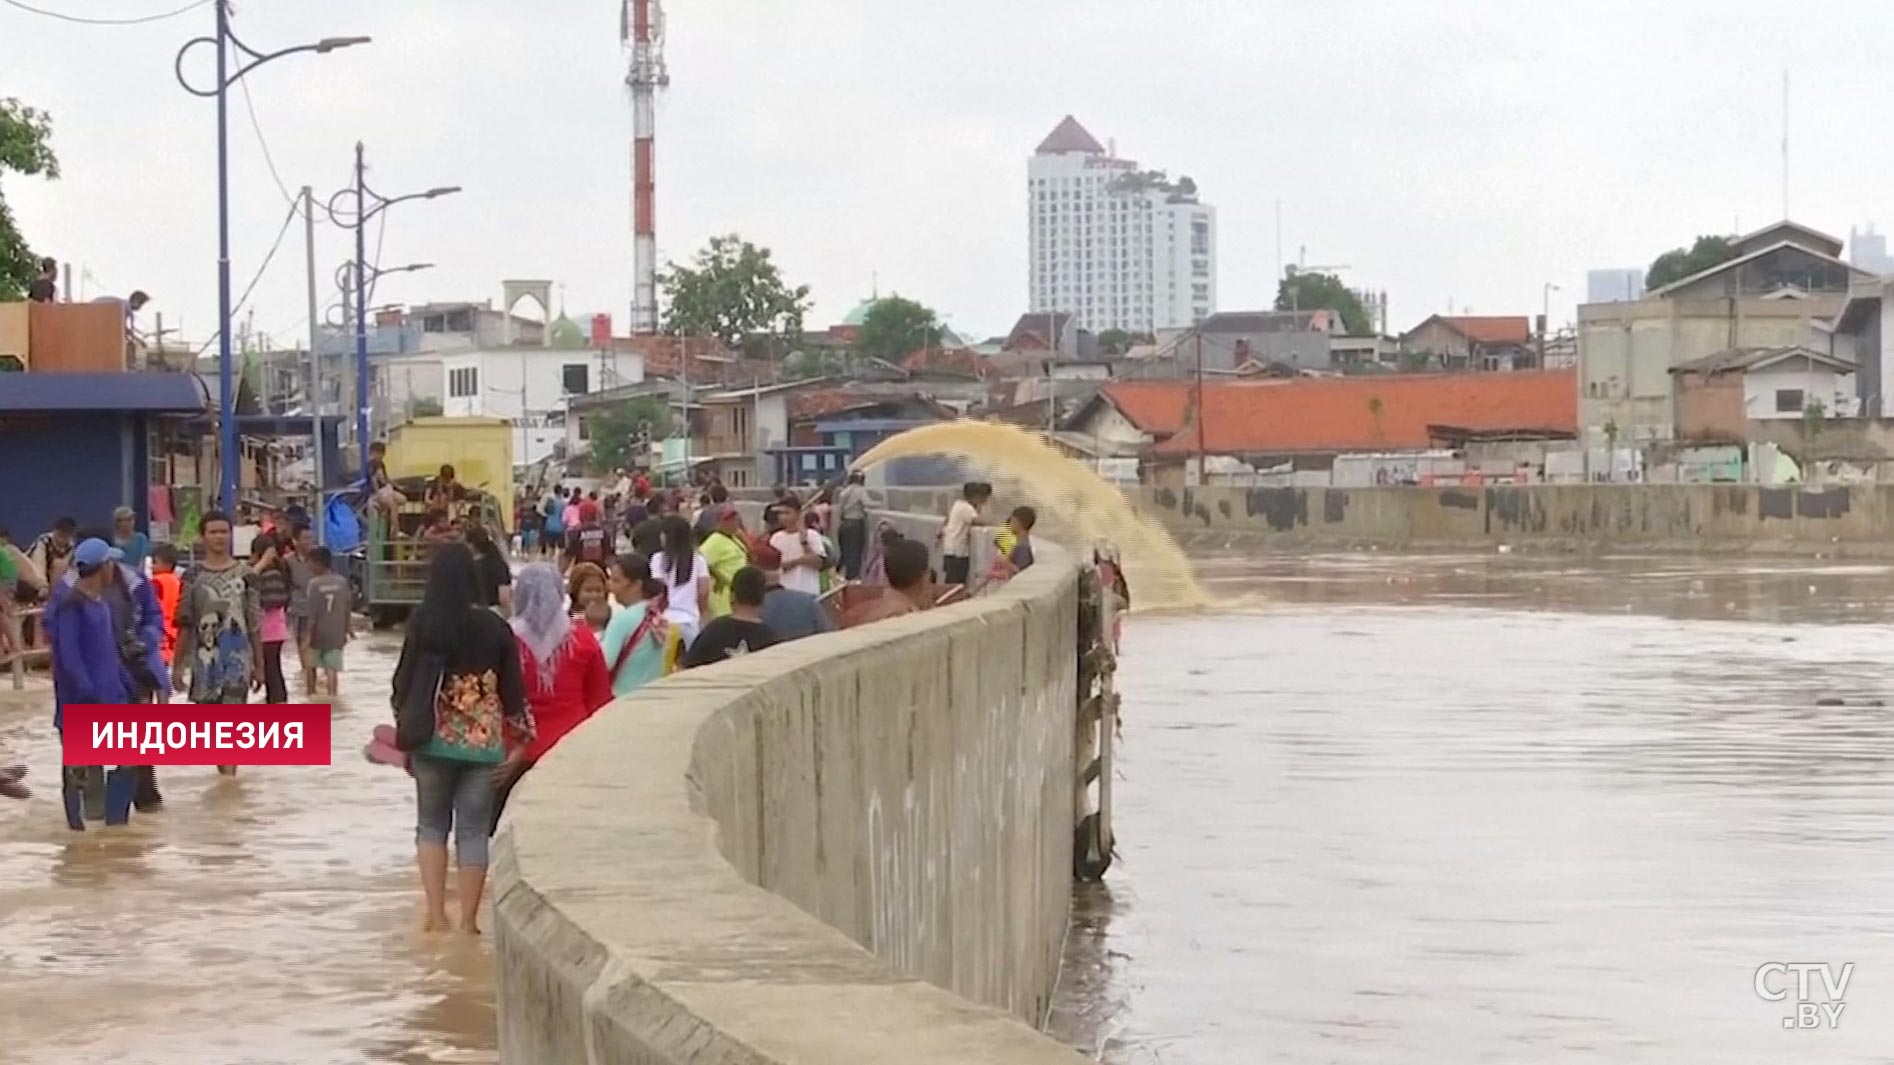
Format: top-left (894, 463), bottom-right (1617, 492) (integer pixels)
top-left (49, 538), bottom-right (136, 829)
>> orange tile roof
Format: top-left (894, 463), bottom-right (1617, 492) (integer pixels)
top-left (1151, 370), bottom-right (1575, 456)
top-left (1099, 380), bottom-right (1196, 435)
top-left (1422, 315), bottom-right (1532, 346)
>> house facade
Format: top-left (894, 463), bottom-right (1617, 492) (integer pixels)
top-left (1399, 315), bottom-right (1534, 372)
top-left (1579, 220), bottom-right (1874, 445)
top-left (1671, 347), bottom-right (1859, 443)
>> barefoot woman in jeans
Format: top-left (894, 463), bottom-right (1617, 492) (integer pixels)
top-left (391, 544), bottom-right (530, 933)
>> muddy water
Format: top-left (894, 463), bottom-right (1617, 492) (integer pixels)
top-left (0, 633), bottom-right (498, 1065)
top-left (1050, 551), bottom-right (1894, 1063)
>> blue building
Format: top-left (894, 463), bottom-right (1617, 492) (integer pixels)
top-left (767, 396), bottom-right (960, 487)
top-left (0, 372), bottom-right (208, 541)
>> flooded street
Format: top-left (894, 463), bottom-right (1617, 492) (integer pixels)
top-left (7, 552), bottom-right (1894, 1063)
top-left (0, 633), bottom-right (498, 1065)
top-left (1051, 551), bottom-right (1894, 1063)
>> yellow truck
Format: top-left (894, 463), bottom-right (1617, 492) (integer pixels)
top-left (386, 416), bottom-right (516, 533)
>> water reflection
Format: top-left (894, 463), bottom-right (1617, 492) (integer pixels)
top-left (0, 632), bottom-right (498, 1065)
top-left (1052, 552), bottom-right (1894, 1064)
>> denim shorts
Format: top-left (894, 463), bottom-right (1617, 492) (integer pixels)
top-left (412, 753), bottom-right (496, 867)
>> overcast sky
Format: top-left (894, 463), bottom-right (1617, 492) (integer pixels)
top-left (3, 0), bottom-right (1886, 346)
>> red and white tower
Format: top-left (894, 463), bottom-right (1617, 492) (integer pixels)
top-left (623, 0), bottom-right (668, 335)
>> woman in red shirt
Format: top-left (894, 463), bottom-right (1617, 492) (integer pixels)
top-left (492, 562), bottom-right (611, 832)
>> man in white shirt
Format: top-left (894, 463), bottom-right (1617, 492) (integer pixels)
top-left (767, 506), bottom-right (828, 597)
top-left (938, 481), bottom-right (991, 587)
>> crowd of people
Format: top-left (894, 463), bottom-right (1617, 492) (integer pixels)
top-left (3, 463), bottom-right (1052, 935)
top-left (1, 504), bottom-right (352, 821)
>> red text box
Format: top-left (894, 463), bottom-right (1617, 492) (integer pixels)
top-left (61, 704), bottom-right (333, 766)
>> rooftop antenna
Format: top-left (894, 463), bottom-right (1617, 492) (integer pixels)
top-left (1781, 69), bottom-right (1790, 219)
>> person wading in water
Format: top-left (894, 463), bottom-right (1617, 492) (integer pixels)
top-left (391, 544), bottom-right (529, 934)
top-left (174, 511), bottom-right (262, 777)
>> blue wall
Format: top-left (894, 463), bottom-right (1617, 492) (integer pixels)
top-left (0, 412), bottom-right (145, 542)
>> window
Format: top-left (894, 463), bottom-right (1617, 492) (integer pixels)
top-left (1776, 388), bottom-right (1805, 413)
top-left (562, 363), bottom-right (589, 395)
top-left (578, 416), bottom-right (591, 441)
top-left (732, 403), bottom-right (751, 440)
top-left (448, 366), bottom-right (478, 398)
top-left (1192, 218), bottom-right (1211, 255)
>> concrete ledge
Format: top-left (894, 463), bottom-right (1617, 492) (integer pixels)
top-left (494, 544), bottom-right (1087, 1064)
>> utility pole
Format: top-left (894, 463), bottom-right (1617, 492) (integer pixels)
top-left (1195, 327), bottom-right (1206, 487)
top-left (303, 186), bottom-right (325, 543)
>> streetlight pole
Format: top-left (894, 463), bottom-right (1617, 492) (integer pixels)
top-left (303, 185), bottom-right (324, 544)
top-left (354, 143), bottom-right (369, 479)
top-left (175, 2), bottom-right (368, 511)
top-left (325, 150), bottom-right (460, 483)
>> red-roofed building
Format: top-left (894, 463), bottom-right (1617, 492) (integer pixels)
top-left (1400, 315), bottom-right (1536, 372)
top-left (1145, 371), bottom-right (1575, 470)
top-left (1061, 380), bottom-right (1199, 458)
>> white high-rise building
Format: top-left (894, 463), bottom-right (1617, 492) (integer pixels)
top-left (1028, 116), bottom-right (1216, 334)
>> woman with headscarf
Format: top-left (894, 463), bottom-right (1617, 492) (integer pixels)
top-left (492, 563), bottom-right (611, 831)
top-left (390, 543), bottom-right (528, 934)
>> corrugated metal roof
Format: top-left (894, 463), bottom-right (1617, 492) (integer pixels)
top-left (0, 372), bottom-right (208, 413)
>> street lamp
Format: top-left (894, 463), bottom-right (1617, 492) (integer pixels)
top-left (175, 1), bottom-right (368, 510)
top-left (326, 145), bottom-right (460, 482)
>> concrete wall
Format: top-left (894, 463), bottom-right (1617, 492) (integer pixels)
top-left (1131, 482), bottom-right (1894, 549)
top-left (492, 531), bottom-right (1084, 1063)
top-left (1577, 297), bottom-right (1842, 442)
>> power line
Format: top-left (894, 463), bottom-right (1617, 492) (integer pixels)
top-left (1, 0), bottom-right (210, 25)
top-left (190, 198), bottom-right (302, 359)
top-left (238, 78), bottom-right (304, 215)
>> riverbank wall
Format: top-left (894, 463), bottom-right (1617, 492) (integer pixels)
top-left (1136, 483), bottom-right (1894, 551)
top-left (491, 531), bottom-right (1087, 1062)
top-left (804, 483), bottom-right (1894, 554)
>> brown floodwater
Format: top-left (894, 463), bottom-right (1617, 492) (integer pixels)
top-left (0, 633), bottom-right (499, 1065)
top-left (1050, 550), bottom-right (1894, 1063)
top-left (8, 552), bottom-right (1894, 1064)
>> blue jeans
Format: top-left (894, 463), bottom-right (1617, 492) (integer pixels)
top-left (412, 753), bottom-right (496, 867)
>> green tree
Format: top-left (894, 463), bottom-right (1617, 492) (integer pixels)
top-left (782, 347), bottom-right (849, 381)
top-left (1096, 328), bottom-right (1132, 355)
top-left (1276, 271), bottom-right (1370, 334)
top-left (0, 98), bottom-right (59, 301)
top-left (1645, 235), bottom-right (1737, 291)
top-left (660, 235), bottom-right (811, 349)
top-left (586, 396), bottom-right (674, 475)
top-left (852, 295), bottom-right (940, 364)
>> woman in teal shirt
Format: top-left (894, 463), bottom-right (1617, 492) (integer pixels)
top-left (600, 553), bottom-right (670, 696)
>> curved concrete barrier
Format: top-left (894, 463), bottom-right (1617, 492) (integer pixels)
top-left (493, 544), bottom-right (1089, 1064)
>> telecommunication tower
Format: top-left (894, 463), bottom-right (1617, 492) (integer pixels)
top-left (623, 0), bottom-right (669, 335)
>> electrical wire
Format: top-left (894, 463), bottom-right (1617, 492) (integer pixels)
top-left (239, 78), bottom-right (305, 215)
top-left (1, 0), bottom-right (210, 25)
top-left (189, 197), bottom-right (302, 359)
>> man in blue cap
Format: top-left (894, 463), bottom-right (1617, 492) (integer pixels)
top-left (55, 526), bottom-right (170, 812)
top-left (49, 538), bottom-right (137, 829)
